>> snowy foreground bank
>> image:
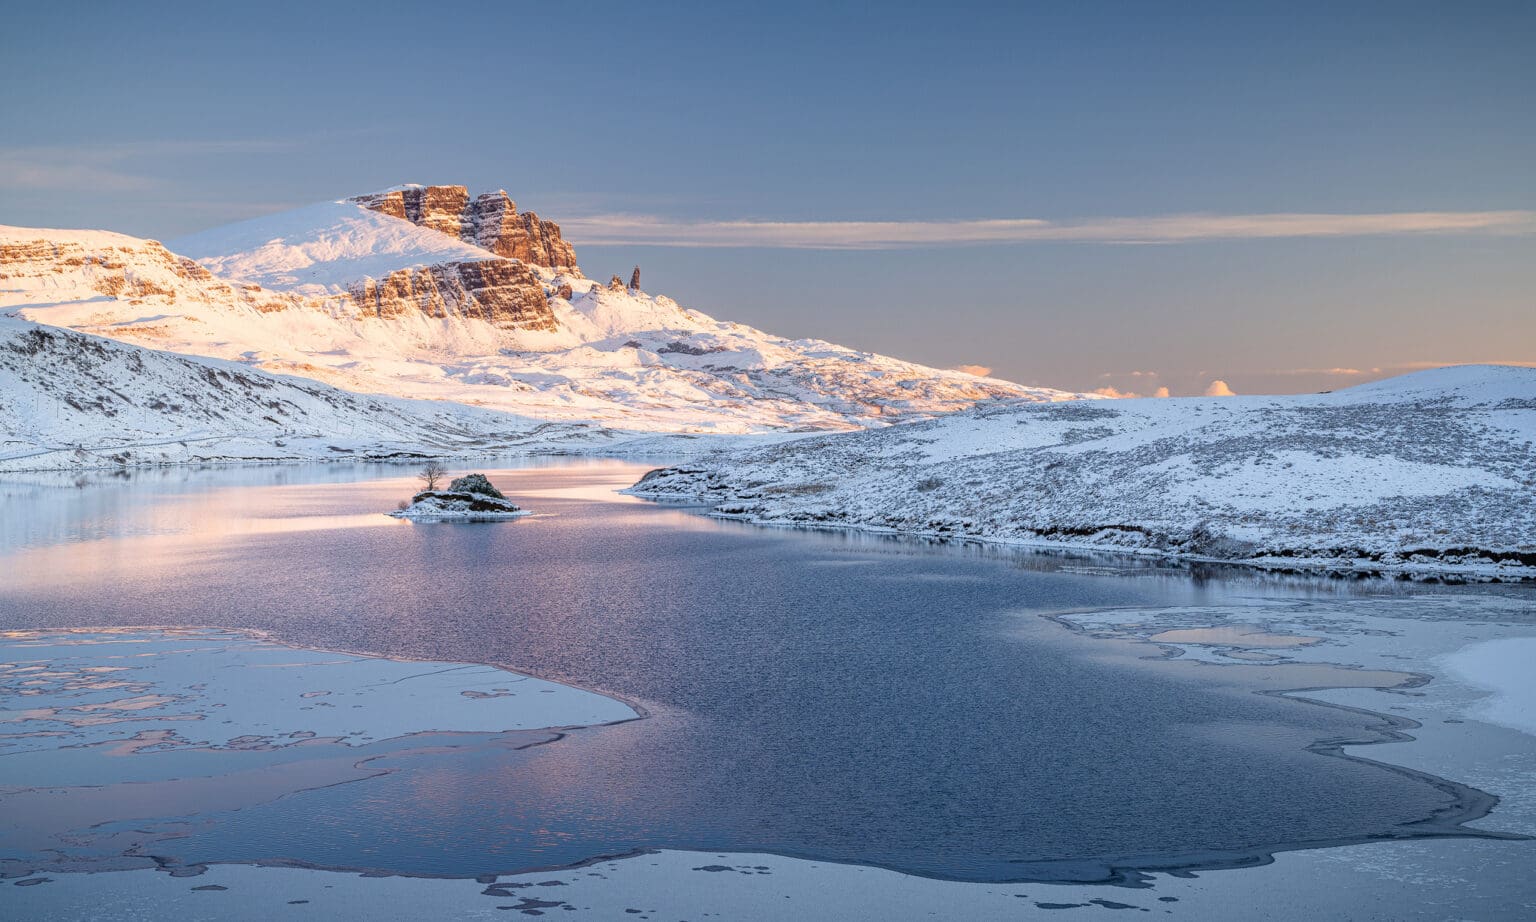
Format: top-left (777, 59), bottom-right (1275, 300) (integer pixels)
top-left (629, 366), bottom-right (1536, 578)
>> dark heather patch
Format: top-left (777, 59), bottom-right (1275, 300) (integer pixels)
top-left (505, 897), bottom-right (566, 914)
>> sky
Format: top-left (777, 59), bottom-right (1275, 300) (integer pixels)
top-left (2, 0), bottom-right (1532, 396)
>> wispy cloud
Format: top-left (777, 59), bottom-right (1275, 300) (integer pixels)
top-left (0, 140), bottom-right (295, 192)
top-left (561, 210), bottom-right (1536, 249)
top-left (1271, 366), bottom-right (1379, 376)
top-left (952, 364), bottom-right (993, 377)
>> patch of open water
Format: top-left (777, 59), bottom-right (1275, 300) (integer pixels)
top-left (0, 460), bottom-right (1528, 883)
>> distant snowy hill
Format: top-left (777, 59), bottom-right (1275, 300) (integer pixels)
top-left (629, 366), bottom-right (1536, 577)
top-left (0, 186), bottom-right (1089, 436)
top-left (0, 315), bottom-right (615, 472)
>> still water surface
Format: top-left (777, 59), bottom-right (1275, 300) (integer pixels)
top-left (0, 460), bottom-right (1496, 881)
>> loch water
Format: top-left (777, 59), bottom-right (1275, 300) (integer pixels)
top-left (0, 460), bottom-right (1504, 881)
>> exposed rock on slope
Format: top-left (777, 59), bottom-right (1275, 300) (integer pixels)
top-left (155, 201), bottom-right (560, 332)
top-left (347, 259), bottom-right (556, 330)
top-left (0, 229), bottom-right (310, 315)
top-left (0, 221), bottom-right (559, 336)
top-left (629, 366), bottom-right (1536, 578)
top-left (352, 185), bottom-right (578, 271)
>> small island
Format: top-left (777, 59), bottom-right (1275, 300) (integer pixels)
top-left (390, 466), bottom-right (528, 521)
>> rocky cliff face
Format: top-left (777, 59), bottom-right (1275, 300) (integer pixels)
top-left (347, 259), bottom-right (557, 330)
top-left (352, 185), bottom-right (579, 272)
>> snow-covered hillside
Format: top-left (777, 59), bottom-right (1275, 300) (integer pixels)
top-left (628, 366), bottom-right (1536, 577)
top-left (170, 200), bottom-right (499, 295)
top-left (0, 315), bottom-right (616, 472)
top-left (1, 188), bottom-right (1089, 435)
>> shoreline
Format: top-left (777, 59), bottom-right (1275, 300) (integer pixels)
top-left (11, 427), bottom-right (1528, 580)
top-left (632, 498), bottom-right (1536, 582)
top-left (6, 468), bottom-right (1534, 918)
top-left (0, 440), bottom-right (688, 476)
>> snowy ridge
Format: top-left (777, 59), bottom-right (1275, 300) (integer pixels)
top-left (628, 366), bottom-right (1536, 578)
top-left (0, 315), bottom-right (619, 472)
top-left (0, 224), bottom-right (314, 313)
top-left (169, 200), bottom-right (500, 295)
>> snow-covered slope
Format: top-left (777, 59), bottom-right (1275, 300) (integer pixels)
top-left (0, 314), bottom-right (615, 472)
top-left (628, 366), bottom-right (1536, 577)
top-left (2, 189), bottom-right (1090, 435)
top-left (170, 200), bottom-right (500, 295)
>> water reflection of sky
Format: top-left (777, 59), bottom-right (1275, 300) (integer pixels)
top-left (0, 460), bottom-right (1525, 883)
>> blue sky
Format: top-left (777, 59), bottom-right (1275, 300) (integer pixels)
top-left (2, 1), bottom-right (1532, 395)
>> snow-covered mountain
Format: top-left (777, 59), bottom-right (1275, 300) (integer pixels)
top-left (0, 314), bottom-right (618, 472)
top-left (628, 365), bottom-right (1536, 577)
top-left (1, 186), bottom-right (1089, 435)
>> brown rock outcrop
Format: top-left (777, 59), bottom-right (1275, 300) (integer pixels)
top-left (352, 185), bottom-right (579, 272)
top-left (0, 237), bottom-right (298, 313)
top-left (464, 191), bottom-right (579, 270)
top-left (347, 259), bottom-right (558, 331)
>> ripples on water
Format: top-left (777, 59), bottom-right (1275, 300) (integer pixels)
top-left (0, 461), bottom-right (1492, 881)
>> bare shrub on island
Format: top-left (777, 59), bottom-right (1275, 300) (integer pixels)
top-left (418, 460), bottom-right (448, 492)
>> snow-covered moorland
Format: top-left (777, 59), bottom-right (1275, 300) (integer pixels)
top-left (1, 189), bottom-right (1091, 437)
top-left (629, 365), bottom-right (1536, 578)
top-left (0, 315), bottom-right (615, 472)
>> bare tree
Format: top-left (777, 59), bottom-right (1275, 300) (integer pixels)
top-left (418, 460), bottom-right (448, 491)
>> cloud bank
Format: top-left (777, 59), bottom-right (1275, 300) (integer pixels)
top-left (1093, 384), bottom-right (1173, 399)
top-left (561, 210), bottom-right (1536, 249)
